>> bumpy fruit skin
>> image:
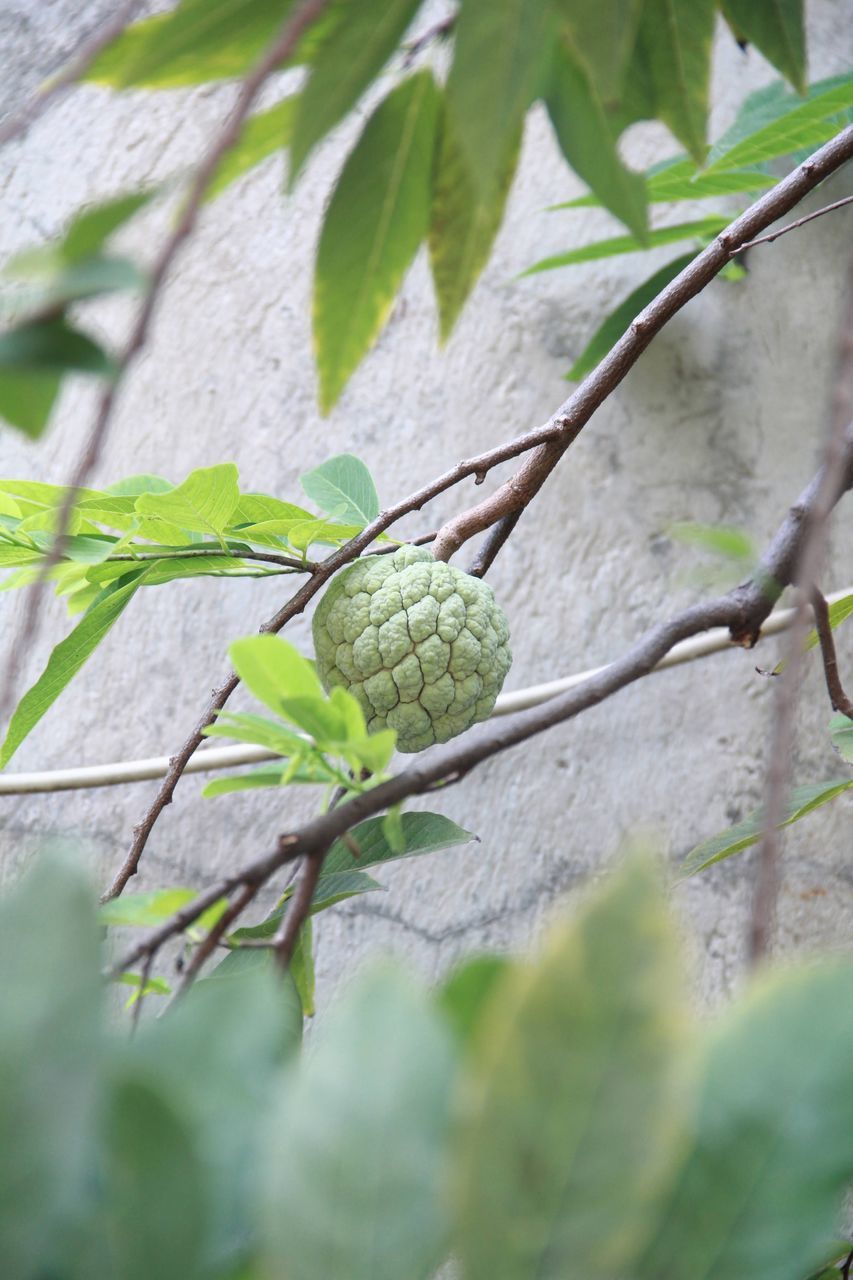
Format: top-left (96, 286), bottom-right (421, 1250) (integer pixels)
top-left (312, 546), bottom-right (512, 753)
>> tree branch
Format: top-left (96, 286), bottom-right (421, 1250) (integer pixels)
top-left (749, 264), bottom-right (853, 965)
top-left (431, 125), bottom-right (853, 565)
top-left (737, 194), bottom-right (853, 254)
top-left (101, 123), bottom-right (853, 901)
top-left (107, 425), bottom-right (853, 985)
top-left (104, 547), bottom-right (314, 572)
top-left (811, 587), bottom-right (853, 718)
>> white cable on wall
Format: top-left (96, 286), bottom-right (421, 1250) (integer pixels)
top-left (1, 588), bottom-right (849, 796)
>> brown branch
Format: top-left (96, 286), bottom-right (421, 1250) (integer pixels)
top-left (0, 0), bottom-right (331, 728)
top-left (0, 0), bottom-right (146, 149)
top-left (173, 880), bottom-right (262, 995)
top-left (468, 510), bottom-right (523, 578)
top-left (102, 433), bottom-right (565, 900)
top-left (737, 194), bottom-right (853, 254)
top-left (431, 125), bottom-right (853, 564)
top-left (811, 587), bottom-right (853, 718)
top-left (129, 949), bottom-right (155, 1036)
top-left (102, 124), bottom-right (853, 902)
top-left (273, 854), bottom-right (324, 968)
top-left (750, 264), bottom-right (853, 966)
top-left (107, 427), bottom-right (853, 982)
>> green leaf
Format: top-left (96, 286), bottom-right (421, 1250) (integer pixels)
top-left (88, 0), bottom-right (301, 89)
top-left (313, 71), bottom-right (439, 412)
top-left (203, 710), bottom-right (308, 756)
top-left (439, 954), bottom-right (511, 1044)
top-left (207, 97), bottom-right (297, 200)
top-left (805, 593), bottom-right (853, 652)
top-left (229, 634), bottom-right (325, 718)
top-left (60, 190), bottom-right (154, 261)
top-left (311, 868), bottom-right (383, 910)
top-left (300, 453), bottom-right (379, 524)
top-left (0, 317), bottom-right (114, 376)
top-left (523, 215), bottom-right (724, 274)
top-left (633, 0), bottom-right (715, 162)
top-left (382, 804), bottom-right (406, 854)
top-left (202, 764), bottom-right (327, 797)
top-left (0, 567), bottom-right (151, 768)
top-left (705, 73), bottom-right (853, 174)
top-left (135, 463), bottom-right (240, 543)
top-left (446, 0), bottom-right (556, 201)
top-left (669, 521), bottom-right (755, 562)
top-left (285, 518), bottom-right (370, 552)
top-left (680, 779), bottom-right (853, 878)
top-left (544, 38), bottom-right (647, 240)
top-left (638, 961), bottom-right (853, 1280)
top-left (262, 965), bottom-right (456, 1280)
top-left (555, 0), bottom-right (643, 101)
top-left (115, 972), bottom-right (172, 1005)
top-left (2, 255), bottom-right (144, 317)
top-left (0, 854), bottom-right (101, 1279)
top-left (721, 0), bottom-right (805, 93)
top-left (231, 871), bottom-right (382, 949)
top-left (230, 494), bottom-right (311, 525)
top-left (0, 369), bottom-right (61, 437)
top-left (289, 915), bottom-right (316, 1016)
top-left (829, 714), bottom-right (853, 765)
top-left (106, 473), bottom-right (174, 497)
top-left (288, 0), bottom-right (423, 186)
top-left (322, 810), bottom-right (476, 876)
top-left (129, 967), bottom-right (302, 1267)
top-left (100, 887), bottom-right (198, 927)
top-left (549, 156), bottom-right (775, 209)
top-left (566, 250), bottom-right (698, 380)
top-left (454, 858), bottom-right (691, 1279)
top-left (80, 1077), bottom-right (207, 1280)
top-left (428, 98), bottom-right (521, 341)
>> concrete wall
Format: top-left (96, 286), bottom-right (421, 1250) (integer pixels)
top-left (1, 1), bottom-right (852, 1008)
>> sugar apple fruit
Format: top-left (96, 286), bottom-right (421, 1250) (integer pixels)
top-left (312, 546), bottom-right (512, 753)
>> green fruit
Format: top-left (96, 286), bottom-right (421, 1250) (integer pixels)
top-left (312, 546), bottom-right (512, 753)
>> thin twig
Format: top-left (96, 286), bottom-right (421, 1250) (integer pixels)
top-left (106, 431), bottom-right (853, 981)
top-left (130, 949), bottom-right (155, 1036)
top-left (104, 547), bottom-right (313, 571)
top-left (101, 123), bottom-right (853, 902)
top-left (273, 853), bottom-right (325, 968)
top-left (431, 125), bottom-right (853, 563)
top-left (173, 880), bottom-right (262, 995)
top-left (737, 194), bottom-right (853, 254)
top-left (0, 0), bottom-right (330, 727)
top-left (749, 265), bottom-right (853, 965)
top-left (468, 510), bottom-right (523, 578)
top-left (811, 587), bottom-right (853, 718)
top-left (0, 0), bottom-right (145, 149)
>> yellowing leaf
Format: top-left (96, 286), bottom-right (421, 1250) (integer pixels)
top-left (455, 858), bottom-right (692, 1279)
top-left (428, 102), bottom-right (520, 342)
top-left (446, 0), bottom-right (556, 200)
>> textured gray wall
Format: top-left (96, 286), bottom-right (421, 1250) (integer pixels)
top-left (1, 1), bottom-right (852, 1008)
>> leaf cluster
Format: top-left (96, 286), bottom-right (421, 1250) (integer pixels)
top-left (0, 453), bottom-right (382, 769)
top-left (0, 0), bottom-right (828, 429)
top-left (7, 852), bottom-right (853, 1280)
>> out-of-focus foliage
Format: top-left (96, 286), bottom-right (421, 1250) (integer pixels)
top-left (5, 853), bottom-right (853, 1279)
